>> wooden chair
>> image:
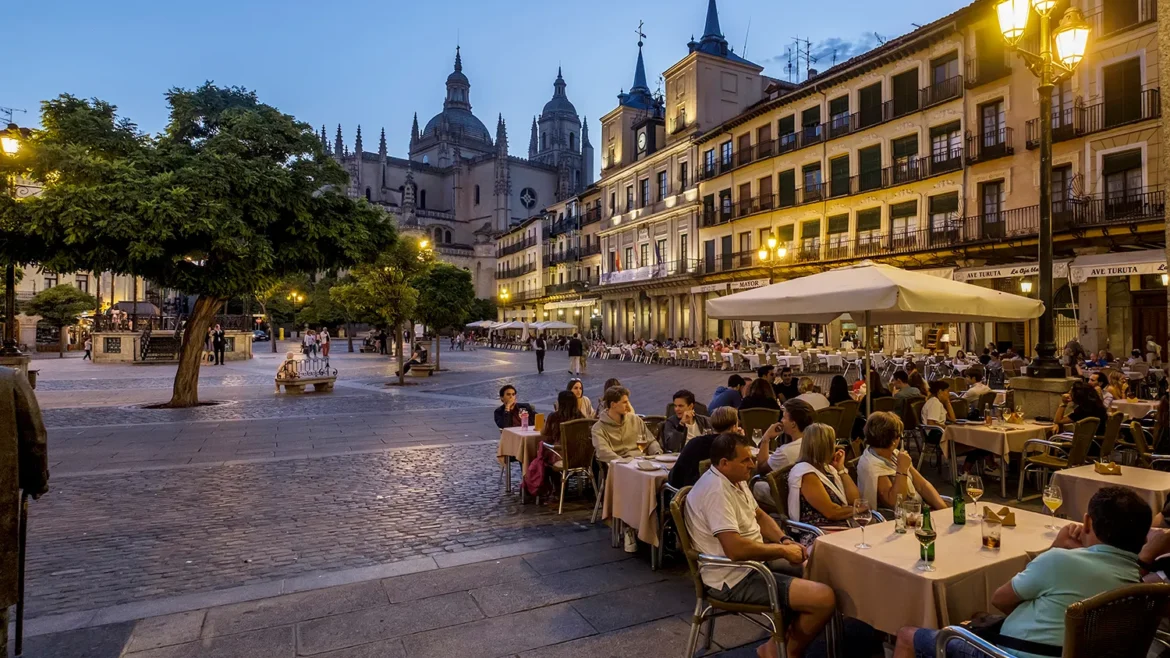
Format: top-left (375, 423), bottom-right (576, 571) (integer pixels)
top-left (740, 408), bottom-right (781, 443)
top-left (766, 465), bottom-right (797, 520)
top-left (1018, 417), bottom-right (1098, 500)
top-left (542, 418), bottom-right (597, 515)
top-left (671, 487), bottom-right (789, 658)
top-left (977, 390), bottom-right (997, 414)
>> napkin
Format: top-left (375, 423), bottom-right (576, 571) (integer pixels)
top-left (983, 507), bottom-right (1016, 526)
top-left (1094, 461), bottom-right (1122, 475)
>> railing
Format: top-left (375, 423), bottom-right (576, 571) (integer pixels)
top-left (548, 217), bottom-right (579, 238)
top-left (580, 242), bottom-right (602, 257)
top-left (497, 236), bottom-right (537, 257)
top-left (1081, 88), bottom-right (1161, 135)
top-left (545, 248), bottom-right (580, 267)
top-left (1088, 0), bottom-right (1156, 38)
top-left (964, 53), bottom-right (1011, 89)
top-left (966, 128), bottom-right (1014, 164)
top-left (921, 75), bottom-right (964, 108)
top-left (671, 113), bottom-right (689, 135)
top-left (600, 258), bottom-right (700, 286)
top-left (545, 280), bottom-right (595, 295)
top-left (495, 262), bottom-right (537, 279)
top-left (1025, 105), bottom-right (1084, 149)
top-left (581, 207), bottom-right (603, 225)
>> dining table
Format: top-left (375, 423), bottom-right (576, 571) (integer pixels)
top-left (497, 427), bottom-right (543, 494)
top-left (941, 420), bottom-right (1051, 497)
top-left (807, 506), bottom-right (1060, 639)
top-left (602, 456), bottom-right (672, 548)
top-left (1111, 399), bottom-right (1156, 419)
top-left (1051, 463), bottom-right (1170, 521)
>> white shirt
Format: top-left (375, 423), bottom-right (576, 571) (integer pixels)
top-left (857, 448), bottom-right (918, 510)
top-left (795, 392), bottom-right (830, 410)
top-left (768, 436), bottom-right (802, 472)
top-left (685, 467), bottom-right (763, 591)
top-left (962, 382), bottom-right (993, 402)
top-left (686, 421), bottom-right (702, 441)
top-left (921, 397), bottom-right (947, 426)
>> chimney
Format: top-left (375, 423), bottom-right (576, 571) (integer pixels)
top-left (807, 68), bottom-right (819, 80)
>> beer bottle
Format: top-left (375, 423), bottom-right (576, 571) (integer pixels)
top-left (953, 477), bottom-right (966, 526)
top-left (919, 504), bottom-right (936, 562)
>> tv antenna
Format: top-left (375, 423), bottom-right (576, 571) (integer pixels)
top-left (788, 37), bottom-right (817, 81)
top-left (0, 107), bottom-right (27, 124)
top-left (742, 18), bottom-right (752, 59)
top-left (874, 32), bottom-right (887, 45)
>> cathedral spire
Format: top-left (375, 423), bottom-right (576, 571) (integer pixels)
top-left (528, 117), bottom-right (538, 159)
top-left (581, 117), bottom-right (590, 147)
top-left (411, 113), bottom-right (420, 146)
top-left (378, 127), bottom-right (387, 157)
top-left (334, 124), bottom-right (343, 158)
top-left (454, 45), bottom-right (463, 72)
top-left (702, 0), bottom-right (723, 41)
top-left (444, 46), bottom-right (472, 111)
top-left (496, 114), bottom-right (508, 155)
top-left (354, 125), bottom-right (363, 154)
top-left (320, 125), bottom-right (329, 154)
top-left (632, 41), bottom-right (649, 93)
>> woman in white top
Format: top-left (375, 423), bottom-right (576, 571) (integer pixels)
top-left (857, 411), bottom-right (947, 511)
top-left (793, 377), bottom-right (831, 410)
top-left (786, 423), bottom-right (859, 526)
top-left (920, 380), bottom-right (956, 443)
top-left (566, 378), bottom-right (595, 417)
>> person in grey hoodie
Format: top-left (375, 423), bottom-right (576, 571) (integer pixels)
top-left (591, 386), bottom-right (661, 462)
top-left (709, 375), bottom-right (748, 411)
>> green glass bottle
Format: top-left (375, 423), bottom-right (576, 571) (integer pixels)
top-left (953, 477), bottom-right (966, 526)
top-left (919, 505), bottom-right (936, 562)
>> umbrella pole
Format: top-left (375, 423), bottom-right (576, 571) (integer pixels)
top-left (864, 311), bottom-right (872, 418)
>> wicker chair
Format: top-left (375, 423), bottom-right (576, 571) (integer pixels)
top-left (816, 406), bottom-right (844, 431)
top-left (1063, 582), bottom-right (1170, 657)
top-left (951, 398), bottom-right (969, 421)
top-left (671, 487), bottom-right (789, 658)
top-left (542, 418), bottom-right (597, 515)
top-left (833, 399), bottom-right (859, 443)
top-left (898, 395), bottom-right (926, 456)
top-left (873, 397), bottom-right (898, 414)
top-left (1097, 412), bottom-right (1123, 460)
top-left (641, 415), bottom-right (668, 447)
top-left (740, 408), bottom-right (781, 443)
top-left (1017, 417), bottom-right (1098, 500)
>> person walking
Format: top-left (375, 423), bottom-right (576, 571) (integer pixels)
top-left (534, 334), bottom-right (547, 374)
top-left (82, 337), bottom-right (92, 361)
top-left (377, 329), bottom-right (388, 356)
top-left (319, 327), bottom-right (330, 361)
top-left (211, 324), bottom-right (227, 365)
top-left (567, 333), bottom-right (584, 376)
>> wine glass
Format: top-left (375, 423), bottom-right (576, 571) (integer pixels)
top-left (1042, 484), bottom-right (1063, 530)
top-left (853, 499), bottom-right (872, 549)
top-left (915, 525), bottom-right (938, 572)
top-left (967, 475), bottom-right (984, 520)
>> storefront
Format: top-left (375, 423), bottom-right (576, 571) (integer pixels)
top-left (1068, 250), bottom-right (1167, 356)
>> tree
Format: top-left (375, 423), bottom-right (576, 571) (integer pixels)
top-left (24, 285), bottom-right (97, 357)
top-left (414, 264), bottom-right (475, 333)
top-left (467, 297), bottom-right (498, 324)
top-left (331, 240), bottom-right (432, 384)
top-left (24, 86), bottom-right (395, 406)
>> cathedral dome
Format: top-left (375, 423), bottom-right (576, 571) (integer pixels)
top-left (422, 108), bottom-right (492, 145)
top-left (541, 95), bottom-right (578, 118)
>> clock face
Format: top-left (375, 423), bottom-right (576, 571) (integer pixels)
top-left (637, 131), bottom-right (647, 151)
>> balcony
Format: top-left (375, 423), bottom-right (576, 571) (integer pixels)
top-left (545, 280), bottom-right (594, 296)
top-left (497, 236), bottom-right (537, 257)
top-left (545, 248), bottom-right (579, 267)
top-left (600, 258), bottom-right (700, 286)
top-left (964, 54), bottom-right (1011, 89)
top-left (495, 262), bottom-right (537, 280)
top-left (548, 217), bottom-right (579, 238)
top-left (1088, 0), bottom-right (1156, 38)
top-left (580, 242), bottom-right (602, 257)
top-left (921, 75), bottom-right (964, 108)
top-left (1081, 88), bottom-right (1161, 135)
top-left (581, 207), bottom-right (603, 226)
top-left (1025, 106), bottom-right (1084, 149)
top-left (966, 128), bottom-right (1014, 165)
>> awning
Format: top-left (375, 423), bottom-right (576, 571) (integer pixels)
top-left (953, 260), bottom-right (1070, 282)
top-left (1069, 250), bottom-right (1166, 284)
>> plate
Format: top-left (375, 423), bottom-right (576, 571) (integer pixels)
top-left (1031, 420), bottom-right (1053, 426)
top-left (653, 455), bottom-right (679, 463)
top-left (636, 460), bottom-right (663, 471)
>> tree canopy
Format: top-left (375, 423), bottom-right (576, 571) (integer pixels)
top-left (25, 284), bottom-right (97, 357)
top-left (414, 263), bottom-right (475, 332)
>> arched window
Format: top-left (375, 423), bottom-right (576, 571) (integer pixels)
top-left (569, 133), bottom-right (576, 151)
top-left (474, 185), bottom-right (480, 205)
top-left (420, 190), bottom-right (427, 209)
top-left (364, 187), bottom-right (371, 201)
top-left (434, 227), bottom-right (443, 243)
top-left (444, 230), bottom-right (452, 243)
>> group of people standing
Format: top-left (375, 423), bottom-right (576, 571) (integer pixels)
top-left (300, 328), bottom-right (330, 360)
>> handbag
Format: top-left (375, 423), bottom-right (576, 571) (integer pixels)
top-left (960, 612), bottom-right (1004, 640)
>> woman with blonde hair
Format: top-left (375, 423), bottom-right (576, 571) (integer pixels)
top-left (1106, 370), bottom-right (1128, 402)
top-left (786, 423), bottom-right (859, 525)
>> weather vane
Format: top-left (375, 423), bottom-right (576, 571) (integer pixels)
top-left (635, 20), bottom-right (646, 47)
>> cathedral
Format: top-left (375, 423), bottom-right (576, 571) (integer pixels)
top-left (323, 48), bottom-right (593, 298)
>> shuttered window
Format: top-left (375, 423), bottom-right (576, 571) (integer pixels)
top-left (856, 208), bottom-right (882, 232)
top-left (827, 214), bottom-right (850, 234)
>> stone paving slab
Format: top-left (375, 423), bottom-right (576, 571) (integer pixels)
top-left (397, 602), bottom-right (596, 658)
top-left (295, 591), bottom-right (483, 655)
top-left (468, 558), bottom-right (667, 617)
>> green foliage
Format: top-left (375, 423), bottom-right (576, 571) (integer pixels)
top-left (467, 297), bottom-right (498, 323)
top-left (330, 240), bottom-right (433, 330)
top-left (25, 284), bottom-right (97, 328)
top-left (413, 263), bottom-right (475, 332)
top-left (295, 275), bottom-right (349, 328)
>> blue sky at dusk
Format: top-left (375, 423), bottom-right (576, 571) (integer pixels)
top-left (11, 0), bottom-right (969, 159)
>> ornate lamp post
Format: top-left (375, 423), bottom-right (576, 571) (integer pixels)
top-left (0, 123), bottom-right (31, 357)
top-left (757, 234), bottom-right (788, 283)
top-left (996, 0), bottom-right (1090, 377)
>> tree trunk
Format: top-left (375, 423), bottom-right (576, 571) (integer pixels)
top-left (59, 326), bottom-right (66, 358)
top-left (396, 322), bottom-right (405, 386)
top-left (168, 294), bottom-right (221, 408)
top-left (346, 322), bottom-right (354, 353)
top-left (434, 335), bottom-right (441, 371)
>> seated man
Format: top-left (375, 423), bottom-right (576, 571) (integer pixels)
top-left (857, 412), bottom-right (946, 511)
top-left (896, 486), bottom-right (1151, 658)
top-left (668, 407), bottom-right (740, 488)
top-left (494, 384), bottom-right (536, 429)
top-left (591, 386), bottom-right (661, 463)
top-left (760, 399), bottom-right (817, 475)
top-left (685, 432), bottom-right (836, 658)
top-left (891, 370), bottom-right (922, 399)
top-left (662, 389), bottom-right (713, 453)
top-left (961, 365), bottom-right (993, 404)
top-left (774, 367), bottom-right (800, 402)
top-left (402, 342), bottom-right (427, 374)
top-left (710, 375), bottom-right (748, 412)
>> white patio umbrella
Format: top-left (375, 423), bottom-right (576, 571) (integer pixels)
top-left (535, 320), bottom-right (576, 330)
top-left (465, 320), bottom-right (496, 328)
top-left (706, 261), bottom-right (1045, 413)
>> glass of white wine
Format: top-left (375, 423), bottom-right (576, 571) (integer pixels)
top-left (1042, 484), bottom-right (1062, 530)
top-left (967, 475), bottom-right (984, 520)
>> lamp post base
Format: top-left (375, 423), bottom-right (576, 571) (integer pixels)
top-left (1026, 356), bottom-right (1067, 379)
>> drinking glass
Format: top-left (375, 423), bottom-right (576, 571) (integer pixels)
top-left (914, 525), bottom-right (937, 572)
top-left (853, 499), bottom-right (872, 549)
top-left (981, 520), bottom-right (1002, 550)
top-left (1042, 484), bottom-right (1062, 530)
top-left (752, 429), bottom-right (763, 446)
top-left (967, 475), bottom-right (984, 520)
top-left (900, 497), bottom-right (922, 533)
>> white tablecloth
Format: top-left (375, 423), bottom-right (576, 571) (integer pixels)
top-left (747, 353), bottom-right (761, 369)
top-left (774, 355), bottom-right (804, 371)
top-left (820, 354), bottom-right (843, 369)
top-left (1112, 399), bottom-right (1156, 419)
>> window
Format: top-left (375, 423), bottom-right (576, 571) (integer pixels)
top-left (1103, 149), bottom-right (1143, 201)
top-left (679, 234), bottom-right (689, 263)
top-left (739, 231), bottom-right (752, 265)
top-left (625, 185), bottom-right (634, 211)
top-left (826, 214), bottom-right (850, 255)
top-left (930, 122), bottom-right (962, 165)
top-left (1105, 0), bottom-right (1145, 36)
top-left (889, 201), bottom-right (919, 246)
top-left (639, 178), bottom-right (650, 207)
top-left (540, 133), bottom-right (547, 151)
top-left (720, 235), bottom-right (733, 271)
top-left (609, 250), bottom-right (617, 271)
top-left (830, 155), bottom-right (851, 197)
top-left (75, 274), bottom-right (89, 293)
top-left (892, 134), bottom-right (919, 183)
top-left (679, 161), bottom-right (689, 189)
top-left (569, 133), bottom-right (576, 151)
top-left (758, 175), bottom-right (774, 210)
top-left (624, 246), bottom-right (634, 269)
top-left (738, 182), bottom-right (752, 215)
top-left (800, 220), bottom-right (821, 258)
top-left (757, 124), bottom-right (773, 157)
top-left (802, 163), bottom-right (822, 202)
top-left (856, 208), bottom-right (882, 253)
top-left (44, 272), bottom-right (58, 289)
top-left (800, 106), bottom-right (822, 143)
top-left (737, 133), bottom-right (752, 165)
top-left (777, 224), bottom-right (795, 244)
top-left (419, 189), bottom-right (427, 209)
top-left (929, 193), bottom-right (960, 237)
top-left (720, 141), bottom-right (733, 167)
top-left (1052, 80), bottom-right (1074, 130)
top-left (829, 95), bottom-right (850, 137)
top-left (656, 238), bottom-right (667, 264)
top-left (474, 185), bottom-right (481, 205)
top-left (931, 52), bottom-right (959, 84)
top-left (657, 170), bottom-right (667, 200)
top-left (858, 83), bottom-right (883, 128)
top-left (610, 192), bottom-right (616, 215)
top-left (859, 145), bottom-right (882, 192)
top-left (980, 100), bottom-right (1006, 143)
top-left (1103, 57), bottom-right (1142, 127)
top-left (639, 243), bottom-right (649, 268)
top-left (703, 239), bottom-right (716, 273)
top-left (778, 169), bottom-right (796, 207)
top-left (980, 181), bottom-right (1005, 238)
top-left (607, 147), bottom-right (615, 168)
top-left (703, 194), bottom-right (715, 222)
top-left (445, 230), bottom-right (452, 244)
top-left (719, 189), bottom-right (732, 220)
top-left (758, 228), bottom-right (772, 246)
top-left (364, 187), bottom-right (371, 201)
top-left (704, 149), bottom-right (716, 177)
top-left (778, 115), bottom-right (796, 150)
top-left (891, 68), bottom-right (920, 117)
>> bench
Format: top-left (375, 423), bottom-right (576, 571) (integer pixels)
top-left (407, 364), bottom-right (435, 378)
top-left (275, 376), bottom-right (336, 394)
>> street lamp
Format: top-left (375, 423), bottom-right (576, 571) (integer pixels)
top-left (757, 234), bottom-right (788, 283)
top-left (996, 0), bottom-right (1090, 377)
top-left (419, 239), bottom-right (430, 250)
top-left (499, 289), bottom-right (510, 303)
top-left (1020, 279), bottom-right (1034, 294)
top-left (0, 123), bottom-right (31, 356)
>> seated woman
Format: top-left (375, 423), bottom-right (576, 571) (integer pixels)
top-left (786, 423), bottom-right (859, 527)
top-left (1052, 381), bottom-right (1108, 436)
top-left (953, 350), bottom-right (968, 365)
top-left (857, 411), bottom-right (947, 511)
top-left (596, 378), bottom-right (634, 417)
top-left (524, 390), bottom-right (585, 498)
top-left (827, 375), bottom-right (853, 407)
top-left (1106, 370), bottom-right (1128, 402)
top-left (1128, 349), bottom-right (1145, 367)
top-left (739, 377), bottom-right (781, 411)
top-left (920, 380), bottom-right (956, 444)
top-left (566, 378), bottom-right (594, 417)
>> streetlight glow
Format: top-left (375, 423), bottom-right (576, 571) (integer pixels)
top-left (0, 137), bottom-right (18, 156)
top-left (1053, 8), bottom-right (1090, 69)
top-left (1162, 273), bottom-right (1168, 286)
top-left (419, 239), bottom-right (430, 249)
top-left (766, 236), bottom-right (778, 250)
top-left (776, 246), bottom-right (787, 259)
top-left (996, 0), bottom-right (1031, 44)
top-left (758, 249), bottom-right (769, 262)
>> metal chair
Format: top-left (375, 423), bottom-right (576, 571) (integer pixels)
top-left (542, 418), bottom-right (597, 515)
top-left (740, 408), bottom-right (781, 443)
top-left (653, 482), bottom-right (680, 571)
top-left (913, 399), bottom-right (944, 472)
top-left (671, 487), bottom-right (789, 658)
top-left (1018, 417), bottom-right (1098, 500)
top-left (898, 395), bottom-right (926, 456)
top-left (1117, 421), bottom-right (1154, 467)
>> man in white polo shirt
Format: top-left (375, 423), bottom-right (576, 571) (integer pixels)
top-left (685, 432), bottom-right (836, 658)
